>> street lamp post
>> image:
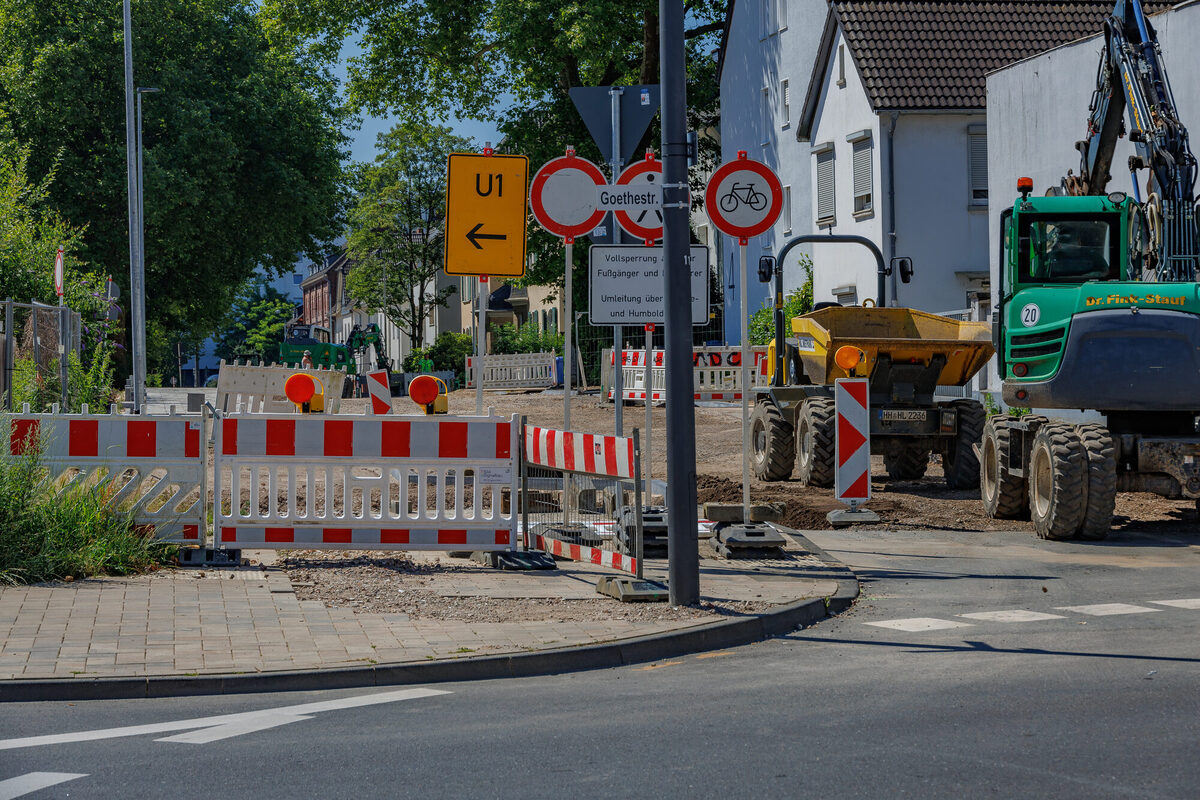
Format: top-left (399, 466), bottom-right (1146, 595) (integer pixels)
top-left (134, 86), bottom-right (160, 412)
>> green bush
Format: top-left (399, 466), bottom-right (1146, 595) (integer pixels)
top-left (491, 322), bottom-right (563, 356)
top-left (12, 341), bottom-right (115, 413)
top-left (749, 257), bottom-right (814, 345)
top-left (406, 331), bottom-right (476, 383)
top-left (0, 423), bottom-right (176, 585)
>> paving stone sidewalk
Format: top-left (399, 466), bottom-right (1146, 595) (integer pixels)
top-left (0, 541), bottom-right (844, 683)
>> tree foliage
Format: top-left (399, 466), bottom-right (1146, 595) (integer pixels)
top-left (214, 279), bottom-right (296, 363)
top-left (344, 123), bottom-right (470, 350)
top-left (749, 257), bottom-right (814, 346)
top-left (0, 0), bottom-right (348, 371)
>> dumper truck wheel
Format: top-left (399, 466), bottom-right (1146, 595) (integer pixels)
top-left (750, 400), bottom-right (794, 481)
top-left (884, 445), bottom-right (929, 480)
top-left (943, 399), bottom-right (986, 490)
top-left (796, 397), bottom-right (835, 488)
top-left (1028, 423), bottom-right (1087, 540)
top-left (1075, 423), bottom-right (1116, 540)
top-left (980, 415), bottom-right (1028, 519)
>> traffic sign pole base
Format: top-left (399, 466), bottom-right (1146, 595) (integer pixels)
top-left (470, 550), bottom-right (558, 571)
top-left (596, 575), bottom-right (669, 602)
top-left (711, 522), bottom-right (787, 559)
top-left (826, 506), bottom-right (881, 529)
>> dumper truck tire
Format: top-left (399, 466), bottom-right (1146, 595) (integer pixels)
top-left (1075, 423), bottom-right (1116, 540)
top-left (750, 400), bottom-right (794, 481)
top-left (796, 398), bottom-right (836, 488)
top-left (884, 446), bottom-right (929, 480)
top-left (980, 415), bottom-right (1028, 519)
top-left (1028, 423), bottom-right (1087, 540)
top-left (943, 399), bottom-right (986, 490)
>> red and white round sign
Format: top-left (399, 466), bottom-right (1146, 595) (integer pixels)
top-left (529, 153), bottom-right (607, 240)
top-left (704, 153), bottom-right (783, 239)
top-left (614, 156), bottom-right (664, 242)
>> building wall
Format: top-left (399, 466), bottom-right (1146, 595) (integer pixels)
top-left (984, 1), bottom-right (1200, 384)
top-left (719, 0), bottom-right (826, 343)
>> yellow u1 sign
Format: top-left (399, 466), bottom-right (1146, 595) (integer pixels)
top-left (444, 152), bottom-right (529, 277)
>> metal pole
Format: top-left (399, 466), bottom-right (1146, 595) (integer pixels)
top-left (3, 300), bottom-right (11, 409)
top-left (739, 245), bottom-right (751, 524)
top-left (123, 0), bottom-right (142, 413)
top-left (475, 277), bottom-right (485, 415)
top-left (609, 87), bottom-right (624, 437)
top-left (136, 90), bottom-right (148, 412)
top-left (59, 299), bottom-right (68, 409)
top-left (660, 0), bottom-right (699, 605)
top-left (632, 428), bottom-right (644, 581)
top-left (563, 240), bottom-right (573, 430)
top-left (644, 324), bottom-right (653, 496)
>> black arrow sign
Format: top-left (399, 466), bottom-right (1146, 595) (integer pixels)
top-left (466, 222), bottom-right (507, 250)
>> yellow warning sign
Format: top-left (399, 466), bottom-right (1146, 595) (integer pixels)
top-left (444, 152), bottom-right (529, 277)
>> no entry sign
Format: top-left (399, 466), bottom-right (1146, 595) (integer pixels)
top-left (529, 151), bottom-right (607, 241)
top-left (704, 152), bottom-right (783, 240)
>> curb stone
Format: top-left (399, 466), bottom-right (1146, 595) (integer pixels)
top-left (0, 530), bottom-right (859, 703)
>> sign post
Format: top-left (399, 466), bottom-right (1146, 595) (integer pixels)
top-left (54, 246), bottom-right (67, 408)
top-left (444, 148), bottom-right (529, 415)
top-left (704, 151), bottom-right (783, 525)
top-left (529, 148), bottom-right (607, 430)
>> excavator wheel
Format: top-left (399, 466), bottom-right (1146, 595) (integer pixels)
top-left (1075, 423), bottom-right (1116, 540)
top-left (750, 399), bottom-right (794, 482)
top-left (884, 445), bottom-right (929, 480)
top-left (1028, 423), bottom-right (1087, 540)
top-left (980, 415), bottom-right (1029, 519)
top-left (795, 397), bottom-right (836, 488)
top-left (943, 399), bottom-right (986, 490)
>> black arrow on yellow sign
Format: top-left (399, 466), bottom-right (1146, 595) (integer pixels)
top-left (466, 222), bottom-right (507, 250)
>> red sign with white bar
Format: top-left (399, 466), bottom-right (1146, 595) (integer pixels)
top-left (54, 247), bottom-right (64, 297)
top-left (834, 378), bottom-right (871, 503)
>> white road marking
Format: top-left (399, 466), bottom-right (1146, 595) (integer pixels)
top-left (864, 618), bottom-right (973, 632)
top-left (1149, 598), bottom-right (1200, 609)
top-left (958, 610), bottom-right (1064, 623)
top-left (0, 688), bottom-right (450, 751)
top-left (0, 772), bottom-right (87, 800)
top-left (1056, 603), bottom-right (1160, 616)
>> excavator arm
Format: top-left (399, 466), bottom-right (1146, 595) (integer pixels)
top-left (1065, 0), bottom-right (1198, 281)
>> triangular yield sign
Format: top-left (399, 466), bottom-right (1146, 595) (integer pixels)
top-left (569, 85), bottom-right (661, 165)
top-left (837, 413), bottom-right (867, 467)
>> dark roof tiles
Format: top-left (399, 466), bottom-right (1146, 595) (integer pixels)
top-left (835, 1), bottom-right (1173, 109)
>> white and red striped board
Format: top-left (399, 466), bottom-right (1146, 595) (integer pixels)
top-left (523, 425), bottom-right (636, 480)
top-left (608, 346), bottom-right (769, 403)
top-left (220, 526), bottom-right (513, 549)
top-left (834, 378), bottom-right (871, 503)
top-left (213, 412), bottom-right (519, 551)
top-left (5, 411), bottom-right (205, 544)
top-left (366, 370), bottom-right (393, 415)
top-left (536, 533), bottom-right (638, 575)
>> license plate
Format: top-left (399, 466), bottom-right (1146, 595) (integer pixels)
top-left (881, 409), bottom-right (926, 421)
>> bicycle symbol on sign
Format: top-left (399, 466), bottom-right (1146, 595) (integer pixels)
top-left (719, 182), bottom-right (767, 213)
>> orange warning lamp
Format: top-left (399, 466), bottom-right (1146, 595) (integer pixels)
top-left (408, 374), bottom-right (448, 415)
top-left (1017, 176), bottom-right (1033, 199)
top-left (835, 345), bottom-right (864, 375)
top-left (285, 372), bottom-right (325, 413)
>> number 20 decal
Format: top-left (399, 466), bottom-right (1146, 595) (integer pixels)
top-left (1020, 303), bottom-right (1040, 327)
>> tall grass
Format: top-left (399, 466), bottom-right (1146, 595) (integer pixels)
top-left (0, 422), bottom-right (177, 585)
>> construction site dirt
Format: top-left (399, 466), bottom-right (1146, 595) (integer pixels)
top-left (345, 388), bottom-right (1200, 535)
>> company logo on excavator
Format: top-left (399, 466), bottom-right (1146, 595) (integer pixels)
top-left (1085, 294), bottom-right (1187, 307)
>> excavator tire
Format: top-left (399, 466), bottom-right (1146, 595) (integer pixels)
top-left (1028, 423), bottom-right (1087, 540)
top-left (750, 400), bottom-right (794, 482)
top-left (943, 399), bottom-right (986, 490)
top-left (884, 445), bottom-right (929, 480)
top-left (796, 397), bottom-right (836, 488)
top-left (1076, 423), bottom-right (1117, 540)
top-left (980, 415), bottom-right (1028, 519)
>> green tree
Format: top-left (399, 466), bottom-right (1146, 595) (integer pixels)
top-left (345, 123), bottom-right (470, 351)
top-left (214, 279), bottom-right (296, 363)
top-left (749, 256), bottom-right (814, 345)
top-left (0, 0), bottom-right (348, 374)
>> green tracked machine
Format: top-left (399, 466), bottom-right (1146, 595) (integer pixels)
top-left (983, 0), bottom-right (1200, 539)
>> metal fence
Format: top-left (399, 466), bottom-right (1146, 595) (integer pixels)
top-left (2, 299), bottom-right (84, 410)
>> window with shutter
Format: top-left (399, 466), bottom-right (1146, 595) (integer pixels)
top-left (852, 139), bottom-right (872, 214)
top-left (781, 79), bottom-right (790, 125)
top-left (761, 88), bottom-right (771, 144)
top-left (784, 185), bottom-right (792, 234)
top-left (777, 0), bottom-right (787, 30)
top-left (969, 133), bottom-right (988, 205)
top-left (815, 148), bottom-right (835, 224)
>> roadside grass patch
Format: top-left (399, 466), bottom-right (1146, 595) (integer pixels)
top-left (0, 421), bottom-right (177, 585)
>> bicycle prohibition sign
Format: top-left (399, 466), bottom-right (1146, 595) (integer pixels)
top-left (704, 151), bottom-right (783, 241)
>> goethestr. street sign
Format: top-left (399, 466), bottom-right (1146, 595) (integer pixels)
top-left (704, 151), bottom-right (783, 240)
top-left (444, 152), bottom-right (529, 277)
top-left (613, 154), bottom-right (664, 242)
top-left (588, 245), bottom-right (708, 326)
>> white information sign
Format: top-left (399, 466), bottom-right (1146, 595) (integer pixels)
top-left (588, 245), bottom-right (709, 326)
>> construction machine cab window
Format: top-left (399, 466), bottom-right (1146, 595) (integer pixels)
top-left (1018, 214), bottom-right (1120, 283)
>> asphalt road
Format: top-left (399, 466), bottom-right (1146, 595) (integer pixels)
top-left (3, 524), bottom-right (1199, 799)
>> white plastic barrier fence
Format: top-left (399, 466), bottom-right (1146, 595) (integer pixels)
top-left (605, 346), bottom-right (769, 403)
top-left (465, 352), bottom-right (557, 389)
top-left (4, 407), bottom-right (206, 544)
top-left (213, 412), bottom-right (519, 550)
top-left (215, 360), bottom-right (347, 414)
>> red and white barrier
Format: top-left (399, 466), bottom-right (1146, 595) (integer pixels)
top-left (834, 378), bottom-right (871, 503)
top-left (605, 346), bottom-right (769, 403)
top-left (5, 409), bottom-right (206, 543)
top-left (523, 425), bottom-right (635, 480)
top-left (465, 352), bottom-right (557, 389)
top-left (214, 412), bottom-right (519, 551)
top-left (366, 370), bottom-right (393, 415)
top-left (535, 533), bottom-right (637, 574)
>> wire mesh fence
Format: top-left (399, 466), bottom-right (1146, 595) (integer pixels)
top-left (2, 299), bottom-right (84, 411)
